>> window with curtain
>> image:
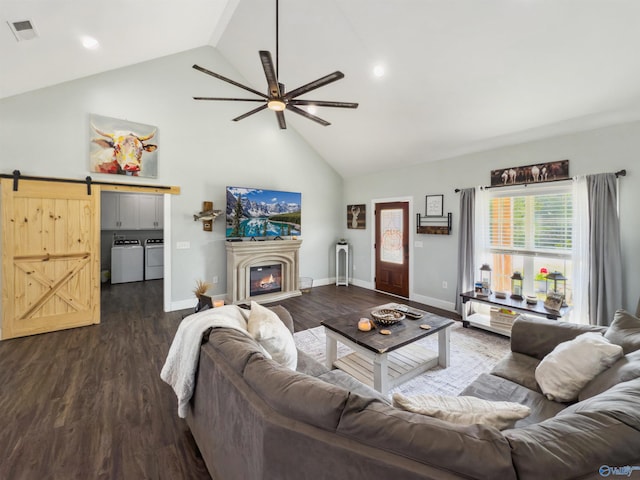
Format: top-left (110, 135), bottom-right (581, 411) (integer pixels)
top-left (482, 184), bottom-right (574, 304)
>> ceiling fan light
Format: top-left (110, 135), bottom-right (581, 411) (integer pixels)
top-left (267, 99), bottom-right (286, 111)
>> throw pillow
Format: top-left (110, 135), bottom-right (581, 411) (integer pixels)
top-left (535, 331), bottom-right (623, 402)
top-left (604, 309), bottom-right (640, 354)
top-left (247, 301), bottom-right (297, 370)
top-left (392, 393), bottom-right (531, 431)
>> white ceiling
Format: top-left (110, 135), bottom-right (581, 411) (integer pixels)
top-left (3, 0), bottom-right (640, 178)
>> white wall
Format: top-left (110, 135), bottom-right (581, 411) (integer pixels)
top-left (344, 122), bottom-right (640, 315)
top-left (0, 46), bottom-right (344, 309)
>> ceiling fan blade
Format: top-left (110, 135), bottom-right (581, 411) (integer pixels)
top-left (276, 111), bottom-right (287, 129)
top-left (287, 105), bottom-right (331, 126)
top-left (259, 51), bottom-right (281, 98)
top-left (193, 64), bottom-right (268, 99)
top-left (284, 71), bottom-right (345, 99)
top-left (232, 104), bottom-right (268, 122)
top-left (193, 97), bottom-right (266, 102)
top-left (289, 99), bottom-right (359, 109)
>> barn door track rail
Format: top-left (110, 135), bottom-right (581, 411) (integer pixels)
top-left (2, 170), bottom-right (178, 195)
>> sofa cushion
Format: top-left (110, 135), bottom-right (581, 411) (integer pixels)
top-left (248, 301), bottom-right (297, 370)
top-left (491, 352), bottom-right (541, 393)
top-left (534, 332), bottom-right (623, 402)
top-left (559, 377), bottom-right (640, 431)
top-left (510, 315), bottom-right (606, 360)
top-left (460, 373), bottom-right (566, 427)
top-left (604, 309), bottom-right (640, 354)
top-left (268, 304), bottom-right (295, 333)
top-left (503, 411), bottom-right (640, 480)
top-left (243, 354), bottom-right (348, 431)
top-left (337, 395), bottom-right (518, 480)
top-left (208, 328), bottom-right (269, 373)
top-left (295, 349), bottom-right (330, 377)
top-left (318, 369), bottom-right (390, 404)
top-left (579, 349), bottom-right (640, 401)
top-left (392, 393), bottom-right (530, 430)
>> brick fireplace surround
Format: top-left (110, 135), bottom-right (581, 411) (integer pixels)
top-left (225, 239), bottom-right (302, 305)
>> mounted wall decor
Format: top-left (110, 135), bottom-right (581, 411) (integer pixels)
top-left (194, 201), bottom-right (223, 232)
top-left (89, 114), bottom-right (158, 178)
top-left (347, 204), bottom-right (366, 229)
top-left (425, 194), bottom-right (443, 217)
top-left (417, 194), bottom-right (451, 235)
top-left (490, 159), bottom-right (569, 187)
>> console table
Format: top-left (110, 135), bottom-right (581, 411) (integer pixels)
top-left (460, 290), bottom-right (571, 337)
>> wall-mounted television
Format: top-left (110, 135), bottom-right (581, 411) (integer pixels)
top-left (226, 186), bottom-right (301, 238)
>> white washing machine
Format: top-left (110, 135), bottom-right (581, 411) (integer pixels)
top-left (145, 238), bottom-right (164, 280)
top-left (111, 239), bottom-right (144, 284)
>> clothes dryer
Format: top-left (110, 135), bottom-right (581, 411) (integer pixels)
top-left (144, 238), bottom-right (164, 280)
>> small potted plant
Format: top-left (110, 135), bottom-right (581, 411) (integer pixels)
top-left (193, 280), bottom-right (213, 312)
top-left (534, 267), bottom-right (548, 293)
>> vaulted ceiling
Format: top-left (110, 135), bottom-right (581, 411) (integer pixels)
top-left (3, 0), bottom-right (640, 177)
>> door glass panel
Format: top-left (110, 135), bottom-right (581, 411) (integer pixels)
top-left (380, 208), bottom-right (404, 264)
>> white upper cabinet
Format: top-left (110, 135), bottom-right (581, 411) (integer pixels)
top-left (139, 194), bottom-right (163, 229)
top-left (101, 192), bottom-right (163, 230)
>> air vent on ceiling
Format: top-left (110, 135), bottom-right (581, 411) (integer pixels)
top-left (7, 19), bottom-right (38, 42)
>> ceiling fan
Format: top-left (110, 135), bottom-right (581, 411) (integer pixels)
top-left (192, 0), bottom-right (358, 129)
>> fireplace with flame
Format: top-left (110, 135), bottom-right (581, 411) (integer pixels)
top-left (250, 264), bottom-right (282, 297)
top-left (226, 239), bottom-right (302, 304)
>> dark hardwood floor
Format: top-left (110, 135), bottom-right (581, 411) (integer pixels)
top-left (0, 281), bottom-right (459, 480)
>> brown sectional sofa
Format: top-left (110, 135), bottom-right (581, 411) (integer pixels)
top-left (185, 306), bottom-right (640, 480)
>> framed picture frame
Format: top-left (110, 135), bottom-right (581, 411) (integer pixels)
top-left (425, 195), bottom-right (443, 217)
top-left (490, 159), bottom-right (569, 187)
top-left (347, 204), bottom-right (366, 229)
top-left (89, 114), bottom-right (159, 178)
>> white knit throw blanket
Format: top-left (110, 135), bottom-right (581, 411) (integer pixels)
top-left (161, 305), bottom-right (250, 418)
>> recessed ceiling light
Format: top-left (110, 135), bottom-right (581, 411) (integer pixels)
top-left (307, 105), bottom-right (317, 115)
top-left (373, 65), bottom-right (385, 78)
top-left (82, 36), bottom-right (100, 50)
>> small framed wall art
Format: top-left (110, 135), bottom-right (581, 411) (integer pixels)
top-left (347, 204), bottom-right (366, 229)
top-left (425, 195), bottom-right (444, 217)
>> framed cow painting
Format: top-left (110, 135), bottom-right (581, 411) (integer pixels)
top-left (89, 114), bottom-right (159, 178)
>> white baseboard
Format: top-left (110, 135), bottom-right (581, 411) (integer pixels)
top-left (409, 292), bottom-right (457, 314)
top-left (350, 278), bottom-right (373, 289)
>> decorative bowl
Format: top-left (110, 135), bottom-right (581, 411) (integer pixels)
top-left (370, 309), bottom-right (405, 326)
top-left (525, 295), bottom-right (538, 305)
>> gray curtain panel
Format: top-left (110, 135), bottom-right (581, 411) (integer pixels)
top-left (455, 188), bottom-right (475, 314)
top-left (587, 173), bottom-right (623, 326)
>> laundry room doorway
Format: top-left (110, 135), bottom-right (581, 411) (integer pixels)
top-left (99, 190), bottom-right (167, 314)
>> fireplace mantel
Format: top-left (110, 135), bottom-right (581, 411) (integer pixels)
top-left (226, 239), bottom-right (303, 304)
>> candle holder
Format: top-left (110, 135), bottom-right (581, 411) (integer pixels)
top-left (479, 264), bottom-right (492, 296)
top-left (510, 272), bottom-right (524, 300)
top-left (546, 271), bottom-right (567, 306)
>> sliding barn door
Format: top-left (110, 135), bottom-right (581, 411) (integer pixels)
top-left (1, 179), bottom-right (100, 340)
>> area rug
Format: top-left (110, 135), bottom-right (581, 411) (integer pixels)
top-left (293, 321), bottom-right (509, 398)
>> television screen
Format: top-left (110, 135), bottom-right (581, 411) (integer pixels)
top-left (226, 186), bottom-right (301, 238)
